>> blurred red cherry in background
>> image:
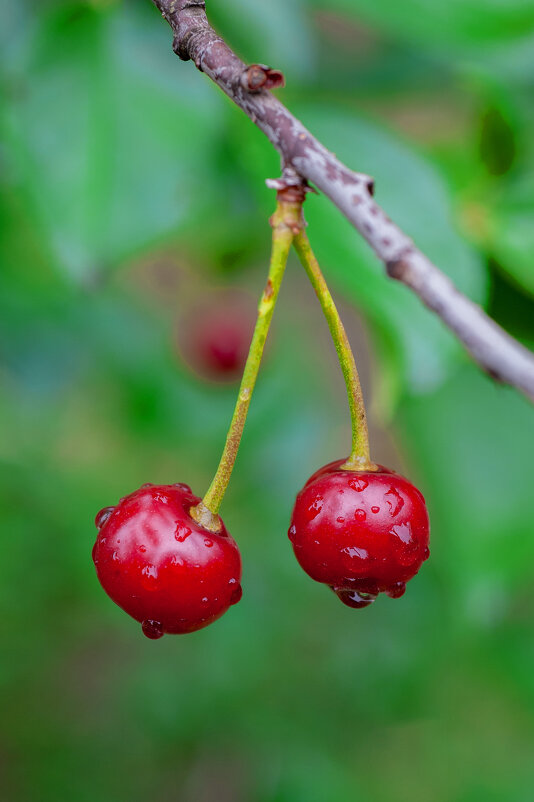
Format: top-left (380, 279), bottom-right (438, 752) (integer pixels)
top-left (176, 287), bottom-right (257, 383)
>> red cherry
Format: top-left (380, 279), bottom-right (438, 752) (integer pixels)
top-left (176, 289), bottom-right (255, 383)
top-left (288, 460), bottom-right (430, 607)
top-left (92, 484), bottom-right (242, 637)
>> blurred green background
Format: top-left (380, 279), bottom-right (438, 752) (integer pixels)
top-left (2, 0), bottom-right (534, 799)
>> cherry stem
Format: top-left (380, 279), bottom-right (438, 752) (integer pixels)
top-left (293, 228), bottom-right (376, 472)
top-left (192, 196), bottom-right (303, 529)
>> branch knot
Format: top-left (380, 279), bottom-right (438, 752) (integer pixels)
top-left (241, 64), bottom-right (285, 93)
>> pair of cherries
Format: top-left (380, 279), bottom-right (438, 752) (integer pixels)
top-left (92, 461), bottom-right (430, 639)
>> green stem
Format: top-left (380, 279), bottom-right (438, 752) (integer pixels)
top-left (293, 229), bottom-right (376, 472)
top-left (191, 199), bottom-right (302, 531)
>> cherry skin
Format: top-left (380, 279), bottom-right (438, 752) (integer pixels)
top-left (92, 483), bottom-right (242, 638)
top-left (288, 459), bottom-right (430, 608)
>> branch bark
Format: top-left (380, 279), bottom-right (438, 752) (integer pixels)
top-left (151, 0), bottom-right (534, 401)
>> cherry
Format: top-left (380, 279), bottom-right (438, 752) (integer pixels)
top-left (176, 288), bottom-right (255, 383)
top-left (288, 459), bottom-right (430, 607)
top-left (92, 483), bottom-right (242, 637)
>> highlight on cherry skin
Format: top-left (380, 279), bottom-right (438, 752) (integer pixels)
top-left (288, 459), bottom-right (430, 609)
top-left (92, 483), bottom-right (242, 639)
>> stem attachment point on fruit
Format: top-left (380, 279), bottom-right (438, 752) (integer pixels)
top-left (190, 501), bottom-right (223, 533)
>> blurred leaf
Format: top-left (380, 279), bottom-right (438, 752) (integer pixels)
top-left (308, 0), bottom-right (534, 51)
top-left (398, 364), bottom-right (534, 624)
top-left (4, 1), bottom-right (221, 280)
top-left (488, 175), bottom-right (534, 297)
top-left (479, 107), bottom-right (516, 176)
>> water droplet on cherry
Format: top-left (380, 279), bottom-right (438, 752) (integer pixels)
top-left (141, 564), bottom-right (158, 590)
top-left (230, 584), bottom-right (243, 605)
top-left (305, 496), bottom-right (323, 522)
top-left (386, 582), bottom-right (406, 599)
top-left (95, 506), bottom-right (115, 529)
top-left (142, 619), bottom-right (164, 639)
top-left (175, 523), bottom-right (191, 542)
top-left (173, 482), bottom-right (192, 493)
top-left (348, 477), bottom-right (368, 492)
top-left (333, 587), bottom-right (377, 609)
top-left (341, 545), bottom-right (369, 574)
top-left (391, 522), bottom-right (412, 544)
top-left (385, 486), bottom-right (404, 517)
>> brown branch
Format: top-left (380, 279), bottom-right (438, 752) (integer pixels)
top-left (151, 0), bottom-right (534, 401)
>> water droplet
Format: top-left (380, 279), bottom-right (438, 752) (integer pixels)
top-left (173, 482), bottom-right (192, 493)
top-left (333, 587), bottom-right (377, 609)
top-left (348, 476), bottom-right (368, 492)
top-left (385, 486), bottom-right (404, 517)
top-left (391, 522), bottom-right (412, 544)
top-left (175, 523), bottom-right (191, 542)
top-left (141, 564), bottom-right (158, 590)
top-left (288, 524), bottom-right (297, 541)
top-left (142, 619), bottom-right (164, 639)
top-left (343, 546), bottom-right (369, 560)
top-left (336, 516), bottom-right (345, 524)
top-left (391, 523), bottom-right (419, 566)
top-left (305, 495), bottom-right (323, 522)
top-left (341, 545), bottom-right (369, 574)
top-left (423, 546), bottom-right (430, 560)
top-left (95, 506), bottom-right (115, 529)
top-left (386, 582), bottom-right (406, 599)
top-left (204, 539), bottom-right (214, 548)
top-left (230, 584), bottom-right (243, 605)
top-left (202, 596), bottom-right (209, 604)
top-left (371, 506), bottom-right (380, 514)
top-left (154, 493), bottom-right (168, 504)
top-left (111, 550), bottom-right (119, 562)
top-left (228, 578), bottom-right (237, 585)
top-left (141, 483), bottom-right (154, 489)
top-left (354, 508), bottom-right (366, 522)
top-left (139, 545), bottom-right (147, 553)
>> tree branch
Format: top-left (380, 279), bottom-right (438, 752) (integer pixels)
top-left (151, 0), bottom-right (534, 401)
